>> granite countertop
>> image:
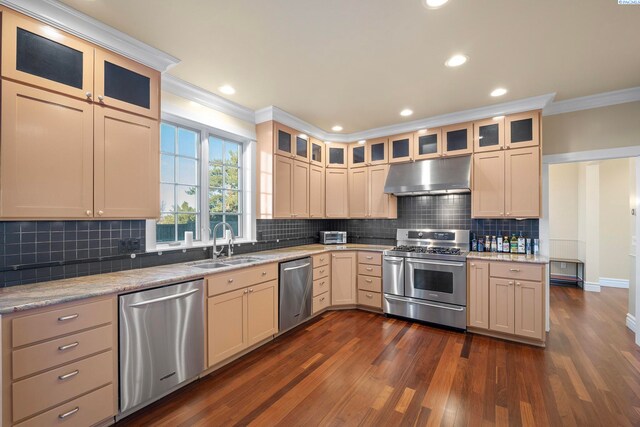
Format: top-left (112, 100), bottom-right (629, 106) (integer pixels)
top-left (0, 244), bottom-right (391, 315)
top-left (466, 252), bottom-right (549, 264)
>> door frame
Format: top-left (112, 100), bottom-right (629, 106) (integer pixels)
top-left (541, 145), bottom-right (640, 346)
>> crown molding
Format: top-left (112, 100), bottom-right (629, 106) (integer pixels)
top-left (542, 86), bottom-right (640, 116)
top-left (255, 106), bottom-right (335, 141)
top-left (0, 0), bottom-right (179, 72)
top-left (163, 75), bottom-right (255, 124)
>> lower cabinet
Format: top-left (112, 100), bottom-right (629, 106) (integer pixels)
top-left (468, 260), bottom-right (545, 344)
top-left (207, 277), bottom-right (278, 367)
top-left (357, 251), bottom-right (383, 309)
top-left (312, 253), bottom-right (331, 314)
top-left (331, 251), bottom-right (357, 305)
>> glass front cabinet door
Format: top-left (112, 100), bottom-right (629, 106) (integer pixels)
top-left (389, 133), bottom-right (415, 163)
top-left (367, 137), bottom-right (389, 165)
top-left (505, 111), bottom-right (540, 149)
top-left (309, 137), bottom-right (325, 167)
top-left (326, 143), bottom-right (348, 169)
top-left (348, 143), bottom-right (367, 168)
top-left (414, 129), bottom-right (442, 160)
top-left (442, 123), bottom-right (473, 156)
top-left (293, 133), bottom-right (310, 162)
top-left (473, 117), bottom-right (505, 153)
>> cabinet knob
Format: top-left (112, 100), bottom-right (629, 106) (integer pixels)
top-left (470, 263), bottom-right (475, 267)
top-left (320, 297), bottom-right (325, 302)
top-left (249, 288), bottom-right (254, 292)
top-left (85, 91), bottom-right (92, 99)
top-left (85, 210), bottom-right (92, 216)
top-left (244, 289), bottom-right (248, 294)
top-left (506, 146), bottom-right (511, 149)
top-left (97, 210), bottom-right (104, 216)
top-left (509, 281), bottom-right (514, 286)
top-left (98, 95), bottom-right (104, 102)
top-left (500, 146), bottom-right (505, 150)
top-left (516, 282), bottom-right (521, 287)
top-left (262, 271), bottom-right (267, 276)
top-left (228, 279), bottom-right (234, 283)
top-left (506, 212), bottom-right (510, 216)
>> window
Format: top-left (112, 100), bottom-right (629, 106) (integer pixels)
top-left (208, 136), bottom-right (243, 238)
top-left (158, 123), bottom-right (200, 243)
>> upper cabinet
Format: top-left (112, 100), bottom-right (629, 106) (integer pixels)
top-left (367, 137), bottom-right (389, 166)
top-left (348, 143), bottom-right (367, 169)
top-left (389, 133), bottom-right (415, 163)
top-left (326, 143), bottom-right (348, 169)
top-left (273, 123), bottom-right (309, 161)
top-left (442, 123), bottom-right (473, 156)
top-left (506, 111), bottom-right (540, 149)
top-left (94, 48), bottom-right (160, 119)
top-left (414, 128), bottom-right (442, 160)
top-left (473, 117), bottom-right (505, 153)
top-left (309, 137), bottom-right (325, 167)
top-left (1, 10), bottom-right (94, 100)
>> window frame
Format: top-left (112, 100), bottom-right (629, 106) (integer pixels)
top-left (146, 112), bottom-right (256, 252)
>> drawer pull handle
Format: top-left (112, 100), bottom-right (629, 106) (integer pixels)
top-left (262, 272), bottom-right (267, 276)
top-left (509, 269), bottom-right (521, 272)
top-left (228, 279), bottom-right (234, 283)
top-left (366, 267), bottom-right (373, 271)
top-left (58, 342), bottom-right (79, 351)
top-left (320, 297), bottom-right (325, 302)
top-left (58, 314), bottom-right (79, 322)
top-left (366, 294), bottom-right (373, 298)
top-left (366, 279), bottom-right (372, 283)
top-left (320, 269), bottom-right (325, 273)
top-left (58, 370), bottom-right (79, 381)
top-left (320, 281), bottom-right (325, 285)
top-left (366, 256), bottom-right (373, 260)
top-left (58, 407), bottom-right (80, 420)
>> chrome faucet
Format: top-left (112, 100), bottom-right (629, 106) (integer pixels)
top-left (212, 222), bottom-right (235, 258)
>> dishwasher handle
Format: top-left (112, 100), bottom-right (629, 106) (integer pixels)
top-left (283, 262), bottom-right (311, 272)
top-left (128, 288), bottom-right (200, 308)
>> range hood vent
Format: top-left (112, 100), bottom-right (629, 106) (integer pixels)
top-left (384, 155), bottom-right (471, 196)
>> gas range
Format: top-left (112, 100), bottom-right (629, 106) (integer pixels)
top-left (383, 229), bottom-right (470, 262)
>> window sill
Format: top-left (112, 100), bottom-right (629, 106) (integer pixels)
top-left (146, 238), bottom-right (257, 254)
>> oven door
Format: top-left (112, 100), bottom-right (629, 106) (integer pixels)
top-left (404, 258), bottom-right (466, 306)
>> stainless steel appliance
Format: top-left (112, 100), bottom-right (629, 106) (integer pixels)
top-left (319, 231), bottom-right (347, 245)
top-left (384, 155), bottom-right (471, 196)
top-left (383, 229), bottom-right (469, 329)
top-left (279, 257), bottom-right (313, 332)
top-left (119, 280), bottom-right (205, 416)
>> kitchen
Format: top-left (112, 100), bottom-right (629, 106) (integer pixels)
top-left (0, 0), bottom-right (639, 426)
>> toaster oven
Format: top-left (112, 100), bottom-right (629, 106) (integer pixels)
top-left (319, 231), bottom-right (347, 245)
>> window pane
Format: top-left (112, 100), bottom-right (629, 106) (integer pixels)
top-left (160, 154), bottom-right (174, 183)
top-left (209, 189), bottom-right (223, 212)
top-left (225, 190), bottom-right (240, 213)
top-left (209, 164), bottom-right (223, 188)
top-left (224, 167), bottom-right (240, 190)
top-left (161, 123), bottom-right (176, 153)
top-left (225, 215), bottom-right (240, 237)
top-left (209, 136), bottom-right (224, 164)
top-left (156, 215), bottom-right (176, 243)
top-left (177, 157), bottom-right (198, 185)
top-left (176, 185), bottom-right (198, 213)
top-left (225, 141), bottom-right (241, 166)
top-left (176, 213), bottom-right (198, 241)
top-left (210, 214), bottom-right (224, 238)
top-left (160, 184), bottom-right (175, 212)
top-left (178, 128), bottom-right (198, 157)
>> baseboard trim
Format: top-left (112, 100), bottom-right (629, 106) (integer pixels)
top-left (627, 313), bottom-right (637, 332)
top-left (584, 282), bottom-right (601, 292)
top-left (599, 277), bottom-right (630, 289)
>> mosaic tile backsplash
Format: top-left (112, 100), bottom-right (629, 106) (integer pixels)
top-left (0, 194), bottom-right (537, 287)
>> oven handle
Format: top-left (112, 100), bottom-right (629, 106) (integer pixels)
top-left (384, 294), bottom-right (465, 312)
top-left (405, 259), bottom-right (464, 268)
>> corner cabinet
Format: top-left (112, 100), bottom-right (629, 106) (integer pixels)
top-left (332, 252), bottom-right (357, 306)
top-left (326, 143), bottom-right (349, 168)
top-left (309, 164), bottom-right (325, 218)
top-left (325, 168), bottom-right (349, 218)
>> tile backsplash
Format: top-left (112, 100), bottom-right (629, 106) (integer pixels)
top-left (0, 194), bottom-right (538, 287)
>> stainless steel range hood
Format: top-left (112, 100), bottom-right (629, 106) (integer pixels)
top-left (384, 155), bottom-right (471, 196)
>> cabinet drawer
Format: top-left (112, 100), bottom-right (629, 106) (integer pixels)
top-left (358, 264), bottom-right (382, 277)
top-left (12, 350), bottom-right (113, 422)
top-left (313, 265), bottom-right (329, 281)
top-left (12, 298), bottom-right (113, 348)
top-left (12, 324), bottom-right (113, 380)
top-left (490, 262), bottom-right (543, 282)
top-left (312, 253), bottom-right (329, 268)
top-left (312, 293), bottom-right (330, 314)
top-left (358, 290), bottom-right (382, 308)
top-left (15, 383), bottom-right (115, 427)
top-left (358, 252), bottom-right (382, 265)
top-left (358, 275), bottom-right (382, 293)
top-left (313, 278), bottom-right (330, 297)
top-left (208, 263), bottom-right (278, 297)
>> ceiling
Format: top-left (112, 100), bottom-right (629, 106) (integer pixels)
top-left (60, 0), bottom-right (640, 133)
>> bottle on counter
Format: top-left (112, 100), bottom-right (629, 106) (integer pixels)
top-left (534, 239), bottom-right (540, 255)
top-left (471, 233), bottom-right (477, 252)
top-left (518, 232), bottom-right (526, 254)
top-left (526, 238), bottom-right (532, 255)
top-left (497, 233), bottom-right (503, 253)
top-left (503, 234), bottom-right (510, 253)
top-left (510, 234), bottom-right (518, 254)
top-left (491, 236), bottom-right (497, 252)
top-left (485, 236), bottom-right (490, 252)
top-left (478, 237), bottom-right (485, 252)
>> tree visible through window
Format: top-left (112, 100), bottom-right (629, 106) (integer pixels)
top-left (209, 136), bottom-right (242, 238)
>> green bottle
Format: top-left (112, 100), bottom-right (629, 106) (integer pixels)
top-left (510, 234), bottom-right (518, 254)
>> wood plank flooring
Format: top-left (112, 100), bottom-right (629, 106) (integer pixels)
top-left (116, 286), bottom-right (640, 426)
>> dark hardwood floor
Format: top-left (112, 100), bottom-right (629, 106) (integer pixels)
top-left (117, 286), bottom-right (640, 426)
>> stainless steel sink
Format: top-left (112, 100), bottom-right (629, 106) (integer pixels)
top-left (190, 262), bottom-right (229, 269)
top-left (188, 256), bottom-right (261, 269)
top-left (221, 257), bottom-right (261, 265)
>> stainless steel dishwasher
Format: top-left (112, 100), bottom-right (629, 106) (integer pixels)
top-left (279, 257), bottom-right (313, 332)
top-left (119, 279), bottom-right (204, 415)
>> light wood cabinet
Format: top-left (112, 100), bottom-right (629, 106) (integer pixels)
top-left (505, 147), bottom-right (540, 218)
top-left (94, 106), bottom-right (159, 219)
top-left (414, 129), bottom-right (442, 160)
top-left (348, 142), bottom-right (368, 169)
top-left (389, 133), bottom-right (415, 163)
top-left (357, 251), bottom-right (383, 309)
top-left (348, 165), bottom-right (396, 219)
top-left (325, 168), bottom-right (349, 218)
top-left (506, 111), bottom-right (540, 149)
top-left (367, 137), bottom-right (389, 165)
top-left (326, 143), bottom-right (349, 168)
top-left (247, 280), bottom-right (279, 346)
top-left (468, 261), bottom-right (490, 329)
top-left (442, 123), bottom-right (473, 156)
top-left (473, 117), bottom-right (505, 153)
top-left (309, 165), bottom-right (325, 218)
top-left (514, 279), bottom-right (544, 340)
top-left (489, 277), bottom-right (515, 334)
top-left (472, 151), bottom-right (505, 218)
top-left (348, 168), bottom-right (368, 217)
top-left (310, 137), bottom-right (325, 167)
top-left (331, 252), bottom-right (357, 306)
top-left (292, 160), bottom-right (310, 218)
top-left (208, 288), bottom-right (248, 366)
top-left (0, 80), bottom-right (94, 219)
top-left (273, 155), bottom-right (309, 218)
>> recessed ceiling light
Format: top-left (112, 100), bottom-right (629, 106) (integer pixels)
top-left (424, 0), bottom-right (449, 9)
top-left (332, 125), bottom-right (343, 132)
top-left (219, 85), bottom-right (235, 95)
top-left (492, 115), bottom-right (505, 120)
top-left (357, 140), bottom-right (366, 144)
top-left (490, 88), bottom-right (507, 97)
top-left (400, 109), bottom-right (413, 117)
top-left (445, 54), bottom-right (468, 68)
